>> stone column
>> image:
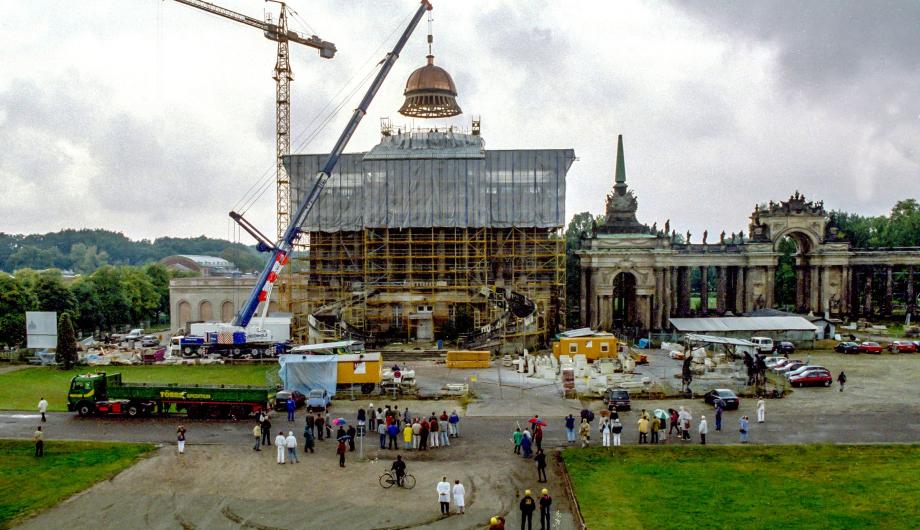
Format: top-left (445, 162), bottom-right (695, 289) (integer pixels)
top-left (670, 267), bottom-right (678, 314)
top-left (863, 267), bottom-right (873, 317)
top-left (580, 268), bottom-right (589, 327)
top-left (884, 265), bottom-right (893, 316)
top-left (907, 266), bottom-right (916, 317)
top-left (839, 265), bottom-right (849, 316)
top-left (653, 268), bottom-right (664, 329)
top-left (735, 266), bottom-right (745, 313)
top-left (699, 266), bottom-right (709, 315)
top-left (795, 265), bottom-right (806, 312)
top-left (765, 265), bottom-right (776, 309)
top-left (678, 267), bottom-right (691, 316)
top-left (809, 265), bottom-right (819, 313)
top-left (716, 266), bottom-right (727, 314)
top-left (662, 267), bottom-right (672, 326)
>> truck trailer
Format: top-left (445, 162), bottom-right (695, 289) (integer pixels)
top-left (67, 372), bottom-right (274, 419)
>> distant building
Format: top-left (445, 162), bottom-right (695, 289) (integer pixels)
top-left (160, 255), bottom-right (239, 277)
top-left (668, 316), bottom-right (817, 347)
top-left (168, 276), bottom-right (279, 332)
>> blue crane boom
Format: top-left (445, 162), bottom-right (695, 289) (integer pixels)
top-left (233, 0), bottom-right (433, 329)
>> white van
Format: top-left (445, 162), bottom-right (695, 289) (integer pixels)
top-left (750, 337), bottom-right (774, 353)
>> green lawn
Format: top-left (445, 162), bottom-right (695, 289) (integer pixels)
top-left (0, 439), bottom-right (155, 529)
top-left (564, 444), bottom-right (920, 530)
top-left (0, 365), bottom-right (276, 412)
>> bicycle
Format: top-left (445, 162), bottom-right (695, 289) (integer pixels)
top-left (379, 470), bottom-right (416, 489)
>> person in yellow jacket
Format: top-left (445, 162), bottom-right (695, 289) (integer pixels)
top-left (403, 423), bottom-right (413, 450)
top-left (637, 416), bottom-right (650, 444)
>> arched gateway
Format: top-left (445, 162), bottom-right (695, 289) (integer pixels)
top-left (578, 136), bottom-right (920, 334)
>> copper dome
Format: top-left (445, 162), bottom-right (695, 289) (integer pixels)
top-left (398, 55), bottom-right (462, 118)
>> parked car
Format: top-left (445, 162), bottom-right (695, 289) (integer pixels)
top-left (771, 358), bottom-right (802, 371)
top-left (858, 341), bottom-right (883, 354)
top-left (888, 341), bottom-right (918, 353)
top-left (602, 388), bottom-right (631, 410)
top-left (274, 390), bottom-right (306, 411)
top-left (789, 369), bottom-right (833, 387)
top-left (703, 389), bottom-right (740, 410)
top-left (750, 337), bottom-right (774, 353)
top-left (775, 361), bottom-right (807, 374)
top-left (125, 328), bottom-right (145, 341)
top-left (785, 365), bottom-right (827, 379)
top-left (140, 335), bottom-right (160, 347)
top-left (306, 389), bottom-right (331, 412)
top-left (774, 341), bottom-right (796, 354)
top-left (835, 341), bottom-right (861, 354)
top-left (764, 356), bottom-right (786, 368)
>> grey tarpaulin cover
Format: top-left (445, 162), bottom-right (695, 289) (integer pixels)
top-left (278, 355), bottom-right (338, 396)
top-left (284, 131), bottom-right (574, 232)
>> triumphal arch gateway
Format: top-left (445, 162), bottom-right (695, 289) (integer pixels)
top-left (578, 136), bottom-right (920, 332)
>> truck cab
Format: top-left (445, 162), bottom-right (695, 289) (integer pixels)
top-left (67, 372), bottom-right (118, 416)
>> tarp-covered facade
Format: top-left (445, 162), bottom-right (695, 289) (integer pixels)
top-left (278, 355), bottom-right (338, 396)
top-left (285, 132), bottom-right (574, 232)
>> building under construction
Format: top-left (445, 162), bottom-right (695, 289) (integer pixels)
top-left (283, 128), bottom-right (574, 348)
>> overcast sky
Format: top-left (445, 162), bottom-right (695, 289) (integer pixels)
top-left (1, 0), bottom-right (918, 242)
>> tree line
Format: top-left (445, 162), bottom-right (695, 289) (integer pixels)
top-left (0, 264), bottom-right (194, 348)
top-left (0, 228), bottom-right (264, 273)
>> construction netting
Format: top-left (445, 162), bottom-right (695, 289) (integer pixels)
top-left (285, 132), bottom-right (574, 232)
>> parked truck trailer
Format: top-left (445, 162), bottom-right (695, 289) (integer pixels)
top-left (67, 372), bottom-right (273, 419)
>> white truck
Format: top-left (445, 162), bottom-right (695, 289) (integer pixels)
top-left (170, 317), bottom-right (292, 359)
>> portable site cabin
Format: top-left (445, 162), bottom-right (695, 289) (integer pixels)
top-left (551, 333), bottom-right (618, 361)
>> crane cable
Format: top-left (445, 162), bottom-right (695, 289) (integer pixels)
top-left (232, 10), bottom-right (413, 218)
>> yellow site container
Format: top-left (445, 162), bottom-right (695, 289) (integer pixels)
top-left (336, 352), bottom-right (383, 384)
top-left (552, 336), bottom-right (617, 361)
top-left (446, 350), bottom-right (491, 368)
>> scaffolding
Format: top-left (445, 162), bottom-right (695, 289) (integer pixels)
top-left (287, 226), bottom-right (564, 346)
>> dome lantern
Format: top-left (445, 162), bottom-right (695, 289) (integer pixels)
top-left (398, 14), bottom-right (461, 118)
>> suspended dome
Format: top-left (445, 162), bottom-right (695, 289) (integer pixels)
top-left (398, 55), bottom-right (462, 118)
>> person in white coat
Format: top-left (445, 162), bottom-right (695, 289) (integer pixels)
top-left (275, 431), bottom-right (286, 464)
top-left (436, 477), bottom-right (451, 516)
top-left (452, 479), bottom-right (466, 514)
top-left (285, 431), bottom-right (299, 463)
top-left (698, 415), bottom-right (708, 445)
top-left (757, 399), bottom-right (765, 423)
top-left (600, 417), bottom-right (611, 447)
top-left (611, 418), bottom-right (623, 446)
top-left (38, 397), bottom-right (48, 423)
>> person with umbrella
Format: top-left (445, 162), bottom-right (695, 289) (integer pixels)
top-left (654, 409), bottom-right (669, 444)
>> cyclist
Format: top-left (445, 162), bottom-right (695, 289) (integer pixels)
top-left (391, 454), bottom-right (407, 487)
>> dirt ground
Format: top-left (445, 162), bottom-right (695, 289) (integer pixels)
top-left (17, 436), bottom-right (577, 530)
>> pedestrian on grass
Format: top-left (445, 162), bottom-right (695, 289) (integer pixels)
top-left (275, 431), bottom-right (286, 463)
top-left (520, 489), bottom-right (536, 530)
top-left (437, 476), bottom-right (451, 516)
top-left (513, 427), bottom-right (523, 454)
top-left (757, 399), bottom-right (765, 423)
top-left (650, 416), bottom-right (660, 444)
top-left (346, 425), bottom-right (357, 451)
top-left (286, 397), bottom-right (295, 422)
top-left (34, 425), bottom-right (44, 457)
top-left (565, 414), bottom-right (576, 444)
top-left (252, 422), bottom-right (262, 451)
top-left (521, 428), bottom-right (534, 458)
top-left (637, 415), bottom-right (649, 444)
top-left (38, 397), bottom-right (48, 423)
top-left (403, 423), bottom-right (413, 450)
top-left (600, 417), bottom-right (611, 447)
top-left (449, 410), bottom-right (461, 437)
top-left (303, 424), bottom-right (315, 453)
top-left (739, 416), bottom-right (749, 443)
top-left (539, 488), bottom-right (552, 530)
top-left (453, 479), bottom-right (466, 514)
top-left (579, 418), bottom-right (591, 447)
top-left (315, 413), bottom-right (325, 441)
top-left (715, 402), bottom-right (723, 431)
top-left (261, 413), bottom-right (272, 446)
top-left (838, 371), bottom-right (846, 392)
top-left (699, 415), bottom-right (708, 445)
top-left (336, 438), bottom-right (346, 467)
top-left (611, 418), bottom-right (623, 446)
top-left (285, 431), bottom-right (299, 463)
top-left (176, 425), bottom-right (186, 454)
top-left (535, 449), bottom-right (548, 482)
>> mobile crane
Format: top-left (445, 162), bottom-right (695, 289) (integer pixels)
top-left (184, 1), bottom-right (433, 354)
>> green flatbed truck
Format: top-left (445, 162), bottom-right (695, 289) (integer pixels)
top-left (67, 372), bottom-right (274, 419)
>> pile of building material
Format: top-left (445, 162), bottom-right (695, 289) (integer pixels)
top-left (445, 350), bottom-right (491, 369)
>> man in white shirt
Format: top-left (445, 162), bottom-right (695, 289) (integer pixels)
top-left (285, 431), bottom-right (299, 463)
top-left (275, 431), bottom-right (286, 464)
top-left (436, 477), bottom-right (451, 516)
top-left (698, 415), bottom-right (708, 445)
top-left (38, 397), bottom-right (48, 422)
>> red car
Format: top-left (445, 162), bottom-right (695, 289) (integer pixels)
top-left (858, 342), bottom-right (883, 354)
top-left (889, 341), bottom-right (918, 353)
top-left (789, 368), bottom-right (833, 387)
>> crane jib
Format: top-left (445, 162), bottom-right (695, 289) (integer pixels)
top-left (233, 1), bottom-right (432, 328)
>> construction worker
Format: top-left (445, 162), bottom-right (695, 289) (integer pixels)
top-left (539, 488), bottom-right (552, 530)
top-left (519, 489), bottom-right (536, 530)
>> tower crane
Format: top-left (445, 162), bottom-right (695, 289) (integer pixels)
top-left (172, 0), bottom-right (336, 242)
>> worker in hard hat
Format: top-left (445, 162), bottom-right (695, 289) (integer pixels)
top-left (539, 488), bottom-right (553, 529)
top-left (488, 515), bottom-right (506, 529)
top-left (520, 489), bottom-right (536, 530)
